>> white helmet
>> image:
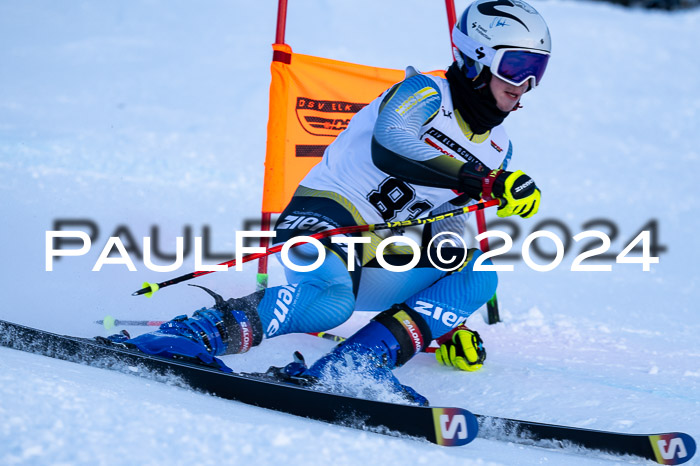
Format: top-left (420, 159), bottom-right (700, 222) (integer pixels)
top-left (453, 0), bottom-right (552, 89)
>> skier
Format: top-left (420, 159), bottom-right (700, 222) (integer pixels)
top-left (108, 0), bottom-right (551, 405)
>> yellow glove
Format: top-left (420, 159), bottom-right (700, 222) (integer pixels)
top-left (491, 169), bottom-right (541, 219)
top-left (457, 166), bottom-right (540, 219)
top-left (435, 325), bottom-right (486, 372)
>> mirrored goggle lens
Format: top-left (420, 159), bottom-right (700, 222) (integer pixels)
top-left (496, 50), bottom-right (550, 87)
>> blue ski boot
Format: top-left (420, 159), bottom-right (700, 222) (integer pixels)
top-left (102, 285), bottom-right (263, 371)
top-left (278, 304), bottom-right (433, 405)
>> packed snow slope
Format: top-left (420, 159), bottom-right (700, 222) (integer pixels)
top-left (1, 1), bottom-right (699, 464)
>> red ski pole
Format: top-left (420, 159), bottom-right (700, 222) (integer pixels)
top-left (132, 199), bottom-right (499, 297)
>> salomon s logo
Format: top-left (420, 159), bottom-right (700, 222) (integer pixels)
top-left (432, 408), bottom-right (478, 446)
top-left (440, 414), bottom-right (468, 440)
top-left (649, 433), bottom-right (696, 464)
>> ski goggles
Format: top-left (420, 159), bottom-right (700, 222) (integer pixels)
top-left (452, 25), bottom-right (550, 88)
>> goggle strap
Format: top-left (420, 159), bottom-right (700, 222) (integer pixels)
top-left (451, 25), bottom-right (496, 68)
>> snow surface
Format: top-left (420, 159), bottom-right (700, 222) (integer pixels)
top-left (1, 0), bottom-right (699, 464)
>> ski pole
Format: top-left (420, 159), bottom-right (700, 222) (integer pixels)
top-left (132, 199), bottom-right (500, 297)
top-left (96, 316), bottom-right (166, 330)
top-left (96, 319), bottom-right (353, 344)
top-left (308, 331), bottom-right (438, 353)
top-left (307, 331), bottom-right (346, 344)
top-left (95, 320), bottom-right (439, 353)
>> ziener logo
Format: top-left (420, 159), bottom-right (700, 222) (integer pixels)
top-left (266, 284), bottom-right (298, 337)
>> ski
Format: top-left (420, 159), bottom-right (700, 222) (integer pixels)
top-left (0, 318), bottom-right (695, 464)
top-left (474, 414), bottom-right (696, 465)
top-left (0, 319), bottom-right (478, 447)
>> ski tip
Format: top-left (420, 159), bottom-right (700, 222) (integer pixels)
top-left (431, 407), bottom-right (479, 446)
top-left (102, 315), bottom-right (116, 330)
top-left (649, 432), bottom-right (696, 465)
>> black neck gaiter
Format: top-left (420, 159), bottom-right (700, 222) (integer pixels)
top-left (445, 61), bottom-right (510, 135)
